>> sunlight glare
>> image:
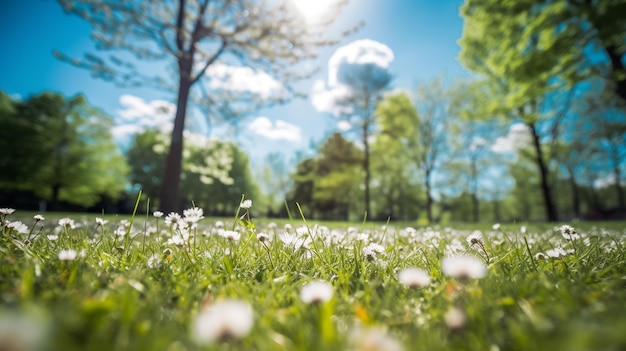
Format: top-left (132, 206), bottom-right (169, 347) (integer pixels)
top-left (291, 0), bottom-right (340, 25)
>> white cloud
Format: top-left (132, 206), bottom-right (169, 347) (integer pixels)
top-left (205, 62), bottom-right (284, 99)
top-left (491, 123), bottom-right (531, 153)
top-left (312, 39), bottom-right (394, 116)
top-left (112, 94), bottom-right (175, 143)
top-left (247, 116), bottom-right (302, 142)
top-left (337, 120), bottom-right (352, 131)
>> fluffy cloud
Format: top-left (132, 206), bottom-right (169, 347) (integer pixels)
top-left (205, 63), bottom-right (284, 100)
top-left (312, 39), bottom-right (394, 116)
top-left (491, 123), bottom-right (532, 153)
top-left (247, 116), bottom-right (302, 142)
top-left (111, 95), bottom-right (175, 142)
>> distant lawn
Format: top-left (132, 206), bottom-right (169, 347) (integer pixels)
top-left (1, 207), bottom-right (625, 350)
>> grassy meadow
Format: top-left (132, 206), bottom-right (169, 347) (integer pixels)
top-left (1, 204), bottom-right (626, 351)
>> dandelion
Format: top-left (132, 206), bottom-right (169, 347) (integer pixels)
top-left (300, 280), bottom-right (334, 304)
top-left (444, 306), bottom-right (467, 330)
top-left (466, 230), bottom-right (489, 262)
top-left (58, 218), bottom-right (76, 229)
top-left (441, 255), bottom-right (487, 280)
top-left (466, 231), bottom-right (483, 247)
top-left (58, 249), bottom-right (77, 261)
top-left (33, 214), bottom-right (45, 221)
top-left (153, 211), bottom-right (164, 218)
top-left (560, 225), bottom-right (580, 240)
top-left (192, 299), bottom-right (253, 344)
top-left (398, 268), bottom-right (430, 288)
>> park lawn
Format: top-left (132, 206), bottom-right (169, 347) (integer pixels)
top-left (1, 207), bottom-right (626, 351)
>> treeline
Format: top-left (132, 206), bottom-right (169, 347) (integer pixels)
top-left (1, 87), bottom-right (625, 222)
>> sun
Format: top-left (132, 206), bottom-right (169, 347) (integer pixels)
top-left (291, 0), bottom-right (341, 25)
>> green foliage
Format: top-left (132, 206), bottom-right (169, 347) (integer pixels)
top-left (0, 91), bottom-right (128, 207)
top-left (127, 129), bottom-right (259, 214)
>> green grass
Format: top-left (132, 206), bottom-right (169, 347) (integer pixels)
top-left (1, 207), bottom-right (625, 351)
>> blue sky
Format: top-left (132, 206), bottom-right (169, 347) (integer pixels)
top-left (0, 0), bottom-right (468, 163)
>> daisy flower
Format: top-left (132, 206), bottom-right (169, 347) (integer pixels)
top-left (33, 214), bottom-right (45, 221)
top-left (0, 208), bottom-right (15, 215)
top-left (58, 249), bottom-right (78, 261)
top-left (398, 268), bottom-right (431, 288)
top-left (240, 199), bottom-right (252, 209)
top-left (441, 255), bottom-right (487, 280)
top-left (560, 225), bottom-right (580, 240)
top-left (300, 280), bottom-right (334, 304)
top-left (192, 299), bottom-right (253, 343)
top-left (58, 218), bottom-right (76, 229)
top-left (153, 211), bottom-right (164, 218)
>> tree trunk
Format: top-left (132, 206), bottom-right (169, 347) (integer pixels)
top-left (51, 184), bottom-right (61, 211)
top-left (528, 122), bottom-right (558, 222)
top-left (362, 121), bottom-right (371, 217)
top-left (612, 154), bottom-right (625, 210)
top-left (472, 193), bottom-right (480, 223)
top-left (160, 74), bottom-right (192, 213)
top-left (425, 168), bottom-right (433, 223)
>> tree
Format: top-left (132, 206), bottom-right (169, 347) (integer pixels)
top-left (127, 128), bottom-right (259, 214)
top-left (287, 133), bottom-right (362, 220)
top-left (459, 0), bottom-right (626, 103)
top-left (56, 0), bottom-right (354, 212)
top-left (0, 91), bottom-right (128, 209)
top-left (458, 1), bottom-right (592, 221)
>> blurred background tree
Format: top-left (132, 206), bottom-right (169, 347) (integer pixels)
top-left (0, 92), bottom-right (128, 210)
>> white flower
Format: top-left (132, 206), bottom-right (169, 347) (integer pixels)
top-left (192, 299), bottom-right (254, 343)
top-left (240, 199), bottom-right (252, 209)
top-left (153, 211), bottom-right (164, 218)
top-left (221, 230), bottom-right (241, 241)
top-left (58, 218), bottom-right (76, 229)
top-left (0, 208), bottom-right (15, 215)
top-left (95, 217), bottom-right (108, 226)
top-left (534, 252), bottom-right (546, 260)
top-left (546, 247), bottom-right (573, 258)
top-left (47, 235), bottom-right (58, 241)
top-left (300, 280), bottom-right (334, 304)
top-left (492, 223), bottom-right (501, 230)
top-left (349, 327), bottom-right (403, 351)
top-left (164, 213), bottom-right (182, 227)
top-left (444, 306), bottom-right (467, 330)
top-left (214, 220), bottom-right (224, 228)
top-left (167, 234), bottom-right (186, 246)
top-left (560, 225), bottom-right (580, 240)
top-left (147, 254), bottom-right (161, 268)
top-left (7, 221), bottom-right (29, 234)
top-left (441, 255), bottom-right (487, 280)
top-left (58, 249), bottom-right (77, 261)
top-left (183, 207), bottom-right (204, 223)
top-left (256, 232), bottom-right (270, 243)
top-left (398, 268), bottom-right (430, 288)
top-left (520, 226), bottom-right (527, 234)
top-left (33, 214), bottom-right (45, 221)
top-left (466, 231), bottom-right (483, 247)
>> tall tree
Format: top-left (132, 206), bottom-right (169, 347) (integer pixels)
top-left (56, 0), bottom-right (354, 212)
top-left (458, 2), bottom-right (589, 221)
top-left (0, 91), bottom-right (128, 209)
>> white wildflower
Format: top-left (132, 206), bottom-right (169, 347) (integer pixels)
top-left (441, 255), bottom-right (487, 280)
top-left (398, 268), bottom-right (431, 289)
top-left (7, 221), bottom-right (29, 234)
top-left (444, 306), bottom-right (467, 330)
top-left (240, 199), bottom-right (252, 209)
top-left (0, 208), bottom-right (15, 215)
top-left (95, 217), bottom-right (108, 226)
top-left (300, 280), bottom-right (334, 304)
top-left (58, 249), bottom-right (77, 261)
top-left (183, 207), bottom-right (204, 223)
top-left (192, 299), bottom-right (254, 343)
top-left (33, 214), bottom-right (45, 221)
top-left (58, 218), bottom-right (76, 229)
top-left (153, 211), bottom-right (164, 218)
top-left (560, 225), bottom-right (580, 240)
